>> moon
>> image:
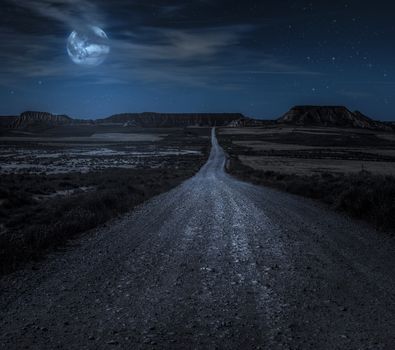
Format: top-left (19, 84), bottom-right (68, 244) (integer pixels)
top-left (67, 26), bottom-right (110, 66)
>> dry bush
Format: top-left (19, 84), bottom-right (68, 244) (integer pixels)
top-left (228, 156), bottom-right (395, 232)
top-left (0, 163), bottom-right (206, 274)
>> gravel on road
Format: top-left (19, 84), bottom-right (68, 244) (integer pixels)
top-left (1, 129), bottom-right (394, 349)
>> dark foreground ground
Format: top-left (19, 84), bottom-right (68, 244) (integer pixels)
top-left (218, 126), bottom-right (395, 231)
top-left (0, 129), bottom-right (394, 349)
top-left (0, 127), bottom-right (209, 274)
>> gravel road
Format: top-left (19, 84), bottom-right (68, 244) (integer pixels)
top-left (1, 129), bottom-right (395, 349)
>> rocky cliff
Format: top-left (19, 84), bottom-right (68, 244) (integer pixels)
top-left (0, 116), bottom-right (17, 128)
top-left (101, 112), bottom-right (248, 127)
top-left (11, 111), bottom-right (72, 129)
top-left (277, 106), bottom-right (393, 131)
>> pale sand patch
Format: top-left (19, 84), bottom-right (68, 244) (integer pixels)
top-left (234, 141), bottom-right (395, 157)
top-left (234, 140), bottom-right (317, 151)
top-left (220, 127), bottom-right (290, 135)
top-left (90, 133), bottom-right (164, 141)
top-left (239, 155), bottom-right (395, 176)
top-left (219, 126), bottom-right (370, 136)
top-left (377, 133), bottom-right (395, 142)
top-left (361, 149), bottom-right (395, 157)
top-left (0, 133), bottom-right (165, 142)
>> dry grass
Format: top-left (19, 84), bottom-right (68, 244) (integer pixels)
top-left (239, 155), bottom-right (395, 176)
top-left (220, 126), bottom-right (395, 176)
top-left (234, 140), bottom-right (318, 151)
top-left (0, 127), bottom-right (210, 275)
top-left (219, 126), bottom-right (395, 232)
top-left (227, 157), bottom-right (395, 232)
top-left (0, 133), bottom-right (165, 142)
top-left (0, 165), bottom-right (207, 275)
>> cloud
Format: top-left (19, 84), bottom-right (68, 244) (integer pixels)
top-left (0, 1), bottom-right (321, 90)
top-left (111, 25), bottom-right (251, 62)
top-left (8, 0), bottom-right (103, 29)
top-left (101, 26), bottom-right (321, 87)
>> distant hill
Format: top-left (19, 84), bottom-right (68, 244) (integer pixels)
top-left (4, 108), bottom-right (393, 131)
top-left (277, 106), bottom-right (393, 131)
top-left (100, 112), bottom-right (249, 127)
top-left (11, 111), bottom-right (73, 129)
top-left (5, 111), bottom-right (251, 129)
top-left (0, 116), bottom-right (17, 128)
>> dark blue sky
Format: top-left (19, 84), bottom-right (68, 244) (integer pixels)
top-left (1, 1), bottom-right (395, 120)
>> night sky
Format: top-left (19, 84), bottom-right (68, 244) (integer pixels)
top-left (1, 1), bottom-right (395, 120)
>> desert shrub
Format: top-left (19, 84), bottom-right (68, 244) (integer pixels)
top-left (0, 157), bottom-right (208, 274)
top-left (227, 157), bottom-right (395, 232)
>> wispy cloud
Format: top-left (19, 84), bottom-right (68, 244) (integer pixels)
top-left (8, 0), bottom-right (103, 29)
top-left (111, 25), bottom-right (252, 62)
top-left (1, 1), bottom-right (321, 89)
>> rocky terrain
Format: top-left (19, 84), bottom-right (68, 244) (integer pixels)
top-left (1, 129), bottom-right (394, 349)
top-left (102, 112), bottom-right (249, 127)
top-left (11, 111), bottom-right (73, 129)
top-left (3, 111), bottom-right (250, 130)
top-left (0, 116), bottom-right (17, 127)
top-left (218, 126), bottom-right (395, 230)
top-left (277, 106), bottom-right (393, 131)
top-left (0, 127), bottom-right (210, 274)
top-left (2, 106), bottom-right (394, 131)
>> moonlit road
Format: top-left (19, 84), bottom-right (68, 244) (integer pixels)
top-left (1, 129), bottom-right (395, 349)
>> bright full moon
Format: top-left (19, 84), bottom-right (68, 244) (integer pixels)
top-left (67, 26), bottom-right (110, 66)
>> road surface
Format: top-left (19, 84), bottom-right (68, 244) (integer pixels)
top-left (1, 129), bottom-right (395, 349)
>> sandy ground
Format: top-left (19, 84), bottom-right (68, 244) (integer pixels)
top-left (0, 133), bottom-right (165, 142)
top-left (0, 143), bottom-right (202, 174)
top-left (239, 155), bottom-right (395, 175)
top-left (0, 129), bottom-right (394, 349)
top-left (220, 126), bottom-right (375, 135)
top-left (221, 127), bottom-right (395, 175)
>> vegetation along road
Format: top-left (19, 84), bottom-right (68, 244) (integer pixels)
top-left (1, 129), bottom-right (394, 349)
